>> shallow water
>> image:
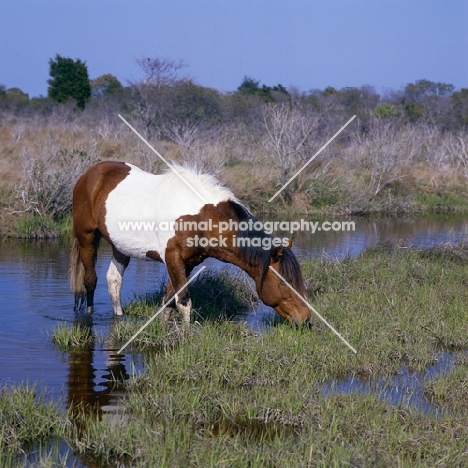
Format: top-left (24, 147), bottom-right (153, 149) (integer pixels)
top-left (1, 214), bottom-right (468, 416)
top-left (322, 351), bottom-right (456, 416)
top-left (292, 214), bottom-right (468, 259)
top-left (0, 240), bottom-right (148, 407)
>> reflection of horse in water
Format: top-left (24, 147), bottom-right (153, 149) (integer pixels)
top-left (66, 316), bottom-right (129, 417)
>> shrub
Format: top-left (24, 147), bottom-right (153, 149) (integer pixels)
top-left (13, 147), bottom-right (98, 220)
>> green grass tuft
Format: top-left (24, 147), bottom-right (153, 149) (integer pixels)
top-left (0, 384), bottom-right (71, 457)
top-left (15, 212), bottom-right (72, 239)
top-left (50, 322), bottom-right (96, 352)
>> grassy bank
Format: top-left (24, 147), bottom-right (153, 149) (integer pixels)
top-left (3, 245), bottom-right (468, 466)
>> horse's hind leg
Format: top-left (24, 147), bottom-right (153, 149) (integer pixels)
top-left (78, 230), bottom-right (101, 313)
top-left (106, 247), bottom-right (130, 316)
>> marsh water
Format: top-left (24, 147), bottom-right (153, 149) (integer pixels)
top-left (1, 215), bottom-right (468, 418)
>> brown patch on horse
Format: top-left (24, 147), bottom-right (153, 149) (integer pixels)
top-left (72, 161), bottom-right (131, 241)
top-left (165, 200), bottom-right (285, 285)
top-left (165, 202), bottom-right (238, 274)
top-left (165, 200), bottom-right (310, 324)
top-left (71, 161), bottom-right (131, 308)
top-left (146, 250), bottom-right (164, 262)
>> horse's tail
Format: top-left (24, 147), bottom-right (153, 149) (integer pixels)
top-left (70, 233), bottom-right (86, 309)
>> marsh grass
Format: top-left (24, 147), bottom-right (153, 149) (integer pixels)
top-left (108, 315), bottom-right (177, 354)
top-left (124, 269), bottom-right (256, 320)
top-left (18, 244), bottom-right (468, 466)
top-left (302, 242), bottom-right (468, 377)
top-left (72, 238), bottom-right (468, 466)
top-left (15, 213), bottom-right (72, 239)
top-left (0, 384), bottom-right (71, 462)
top-left (70, 319), bottom-right (468, 467)
top-left (423, 353), bottom-right (468, 411)
top-left (109, 269), bottom-right (257, 351)
top-left (189, 269), bottom-right (257, 321)
top-left (50, 322), bottom-right (97, 352)
top-left (123, 286), bottom-right (166, 318)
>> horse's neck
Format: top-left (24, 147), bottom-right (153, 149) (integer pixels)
top-left (204, 201), bottom-right (266, 285)
top-left (209, 246), bottom-right (264, 286)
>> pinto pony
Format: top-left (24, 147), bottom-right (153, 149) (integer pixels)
top-left (70, 161), bottom-right (311, 325)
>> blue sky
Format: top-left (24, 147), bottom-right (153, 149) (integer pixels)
top-left (1, 0), bottom-right (467, 98)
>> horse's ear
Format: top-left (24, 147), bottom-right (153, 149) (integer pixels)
top-left (271, 246), bottom-right (284, 262)
top-left (286, 237), bottom-right (293, 249)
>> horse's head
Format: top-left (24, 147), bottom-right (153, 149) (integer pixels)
top-left (258, 241), bottom-right (311, 325)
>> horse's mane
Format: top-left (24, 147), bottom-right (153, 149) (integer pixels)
top-left (227, 201), bottom-right (306, 296)
top-left (165, 163), bottom-right (237, 203)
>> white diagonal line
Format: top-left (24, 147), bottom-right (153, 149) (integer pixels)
top-left (268, 266), bottom-right (357, 353)
top-left (117, 266), bottom-right (206, 354)
top-left (117, 114), bottom-right (208, 203)
top-left (268, 115), bottom-right (356, 202)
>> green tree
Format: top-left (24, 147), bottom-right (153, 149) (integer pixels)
top-left (90, 74), bottom-right (122, 98)
top-left (237, 76), bottom-right (261, 94)
top-left (402, 79), bottom-right (455, 124)
top-left (237, 76), bottom-right (289, 103)
top-left (404, 79), bottom-right (454, 102)
top-left (47, 55), bottom-right (91, 109)
top-left (0, 86), bottom-right (29, 112)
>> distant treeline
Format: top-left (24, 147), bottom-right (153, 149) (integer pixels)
top-left (0, 55), bottom-right (467, 134)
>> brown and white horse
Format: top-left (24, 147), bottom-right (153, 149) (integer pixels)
top-left (70, 161), bottom-right (311, 325)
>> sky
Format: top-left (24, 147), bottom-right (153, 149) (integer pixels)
top-left (1, 0), bottom-right (467, 98)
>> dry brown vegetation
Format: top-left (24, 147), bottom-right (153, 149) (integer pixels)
top-left (1, 77), bottom-right (468, 236)
top-left (1, 118), bottom-right (467, 225)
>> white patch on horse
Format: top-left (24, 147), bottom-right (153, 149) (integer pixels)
top-left (105, 163), bottom-right (235, 262)
top-left (106, 256), bottom-right (126, 315)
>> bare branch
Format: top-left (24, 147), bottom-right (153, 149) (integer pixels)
top-left (134, 57), bottom-right (187, 89)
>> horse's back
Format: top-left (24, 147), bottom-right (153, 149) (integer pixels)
top-left (73, 161), bottom-right (236, 261)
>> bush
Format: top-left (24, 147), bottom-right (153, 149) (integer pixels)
top-left (13, 147), bottom-right (99, 220)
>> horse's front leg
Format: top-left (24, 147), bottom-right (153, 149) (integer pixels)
top-left (164, 285), bottom-right (192, 325)
top-left (165, 251), bottom-right (193, 325)
top-left (176, 293), bottom-right (192, 325)
top-left (106, 247), bottom-right (130, 316)
top-left (161, 282), bottom-right (175, 322)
